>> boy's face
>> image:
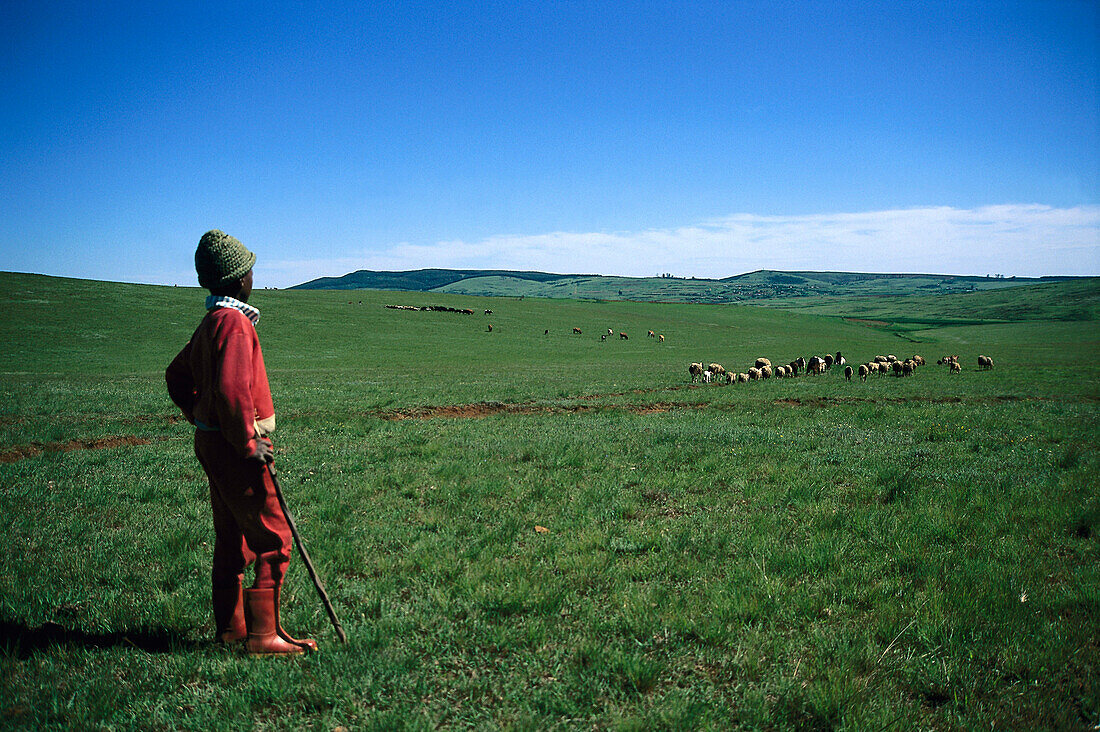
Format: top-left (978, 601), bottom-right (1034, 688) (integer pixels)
top-left (238, 270), bottom-right (254, 303)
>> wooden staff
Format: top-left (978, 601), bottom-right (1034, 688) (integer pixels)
top-left (267, 463), bottom-right (348, 644)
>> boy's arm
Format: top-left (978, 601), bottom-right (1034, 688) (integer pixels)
top-left (214, 329), bottom-right (263, 459)
top-left (165, 341), bottom-right (196, 424)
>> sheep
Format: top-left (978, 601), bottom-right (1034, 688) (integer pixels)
top-left (689, 362), bottom-right (704, 383)
top-left (748, 367), bottom-right (761, 380)
top-left (912, 355), bottom-right (925, 366)
top-left (724, 371), bottom-right (734, 384)
top-left (737, 372), bottom-right (749, 383)
top-left (487, 323), bottom-right (493, 332)
top-left (708, 363), bottom-right (726, 378)
top-left (484, 309), bottom-right (493, 315)
top-left (875, 355), bottom-right (888, 364)
top-left (858, 364), bottom-right (869, 382)
top-left (978, 355), bottom-right (994, 370)
top-left (892, 361), bottom-right (904, 377)
top-left (950, 361), bottom-right (962, 374)
top-left (844, 365), bottom-right (853, 381)
top-left (761, 365), bottom-right (773, 379)
top-left (755, 357), bottom-right (771, 369)
top-left (887, 354), bottom-right (897, 362)
top-left (902, 361), bottom-right (914, 377)
top-left (620, 332), bottom-right (628, 340)
top-left (573, 327), bottom-right (582, 334)
top-left (824, 354), bottom-right (834, 369)
top-left (796, 356), bottom-right (807, 372)
top-left (608, 328), bottom-right (614, 336)
top-left (647, 330), bottom-right (655, 338)
top-left (775, 365), bottom-right (787, 378)
top-left (702, 370), bottom-right (713, 384)
top-left (544, 329), bottom-right (549, 335)
top-left (835, 352), bottom-right (846, 366)
top-left (658, 334), bottom-right (665, 342)
top-left (601, 334), bottom-right (607, 341)
top-left (807, 356), bottom-right (825, 375)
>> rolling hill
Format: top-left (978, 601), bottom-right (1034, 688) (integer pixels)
top-left (292, 268), bottom-right (1085, 304)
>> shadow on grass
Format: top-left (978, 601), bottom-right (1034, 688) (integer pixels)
top-left (1, 620), bottom-right (200, 659)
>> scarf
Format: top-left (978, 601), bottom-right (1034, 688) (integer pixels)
top-left (205, 295), bottom-right (260, 327)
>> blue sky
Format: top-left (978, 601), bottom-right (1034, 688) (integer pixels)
top-left (1, 1), bottom-right (1097, 287)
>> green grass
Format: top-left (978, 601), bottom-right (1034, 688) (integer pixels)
top-left (1, 271), bottom-right (1098, 729)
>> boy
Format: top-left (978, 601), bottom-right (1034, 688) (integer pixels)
top-left (166, 230), bottom-right (315, 655)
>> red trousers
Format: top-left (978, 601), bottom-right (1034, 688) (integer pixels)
top-left (194, 430), bottom-right (292, 590)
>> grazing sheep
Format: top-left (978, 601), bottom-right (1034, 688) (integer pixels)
top-left (902, 361), bottom-right (914, 377)
top-left (807, 356), bottom-right (825, 375)
top-left (844, 365), bottom-right (853, 381)
top-left (689, 362), bottom-right (704, 382)
top-left (573, 327), bottom-right (582, 334)
top-left (737, 372), bottom-right (749, 383)
top-left (775, 365), bottom-right (787, 378)
top-left (796, 356), bottom-right (807, 372)
top-left (648, 330), bottom-right (655, 338)
top-left (709, 363), bottom-right (726, 378)
top-left (620, 332), bottom-right (628, 340)
top-left (724, 371), bottom-right (734, 384)
top-left (702, 370), bottom-right (713, 384)
top-left (755, 357), bottom-right (771, 369)
top-left (951, 361), bottom-right (962, 374)
top-left (835, 352), bottom-right (846, 366)
top-left (761, 365), bottom-right (773, 379)
top-left (978, 355), bottom-right (994, 370)
top-left (484, 309), bottom-right (493, 315)
top-left (824, 354), bottom-right (834, 369)
top-left (601, 334), bottom-right (607, 341)
top-left (875, 355), bottom-right (888, 364)
top-left (858, 364), bottom-right (869, 382)
top-left (892, 361), bottom-right (904, 377)
top-left (544, 329), bottom-right (549, 335)
top-left (887, 354), bottom-right (897, 362)
top-left (608, 328), bottom-right (614, 336)
top-left (912, 355), bottom-right (925, 366)
top-left (748, 367), bottom-right (761, 380)
top-left (658, 334), bottom-right (665, 342)
top-left (487, 324), bottom-right (493, 332)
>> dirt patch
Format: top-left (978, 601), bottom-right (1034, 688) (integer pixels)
top-left (844, 317), bottom-right (891, 327)
top-left (0, 435), bottom-right (162, 464)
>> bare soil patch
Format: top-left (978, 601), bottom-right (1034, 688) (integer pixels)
top-left (0, 435), bottom-right (162, 464)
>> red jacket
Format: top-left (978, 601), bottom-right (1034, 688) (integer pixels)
top-left (166, 307), bottom-right (275, 458)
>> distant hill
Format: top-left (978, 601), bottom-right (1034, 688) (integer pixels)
top-left (292, 268), bottom-right (1086, 304)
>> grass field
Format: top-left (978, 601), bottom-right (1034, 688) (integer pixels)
top-left (1, 271), bottom-right (1098, 729)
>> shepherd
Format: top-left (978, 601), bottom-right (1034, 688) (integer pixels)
top-left (166, 230), bottom-right (316, 656)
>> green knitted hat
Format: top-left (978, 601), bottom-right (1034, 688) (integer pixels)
top-left (195, 230), bottom-right (256, 289)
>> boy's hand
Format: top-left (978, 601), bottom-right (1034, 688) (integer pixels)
top-left (249, 437), bottom-right (274, 464)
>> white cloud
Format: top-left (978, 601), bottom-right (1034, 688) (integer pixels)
top-left (259, 204), bottom-right (1100, 287)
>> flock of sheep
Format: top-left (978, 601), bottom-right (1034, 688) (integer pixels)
top-left (689, 352), bottom-right (995, 384)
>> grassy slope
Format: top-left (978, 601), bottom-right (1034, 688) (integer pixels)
top-left (1, 272), bottom-right (1097, 729)
top-left (294, 268), bottom-right (1075, 304)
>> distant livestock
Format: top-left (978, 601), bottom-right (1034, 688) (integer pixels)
top-left (858, 364), bottom-right (869, 382)
top-left (978, 355), bottom-right (994, 370)
top-left (748, 367), bottom-right (762, 380)
top-left (951, 361), bottom-right (962, 374)
top-left (648, 330), bottom-right (655, 338)
top-left (844, 365), bottom-right (853, 381)
top-left (755, 357), bottom-right (771, 369)
top-left (659, 334), bottom-right (665, 342)
top-left (708, 363), bottom-right (726, 378)
top-left (573, 327), bottom-right (582, 334)
top-left (689, 363), bottom-right (704, 382)
top-left (620, 332), bottom-right (629, 340)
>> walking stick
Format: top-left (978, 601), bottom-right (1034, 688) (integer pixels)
top-left (267, 462), bottom-right (348, 644)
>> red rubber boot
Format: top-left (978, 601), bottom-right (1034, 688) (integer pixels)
top-left (213, 583), bottom-right (246, 644)
top-left (243, 588), bottom-right (312, 656)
